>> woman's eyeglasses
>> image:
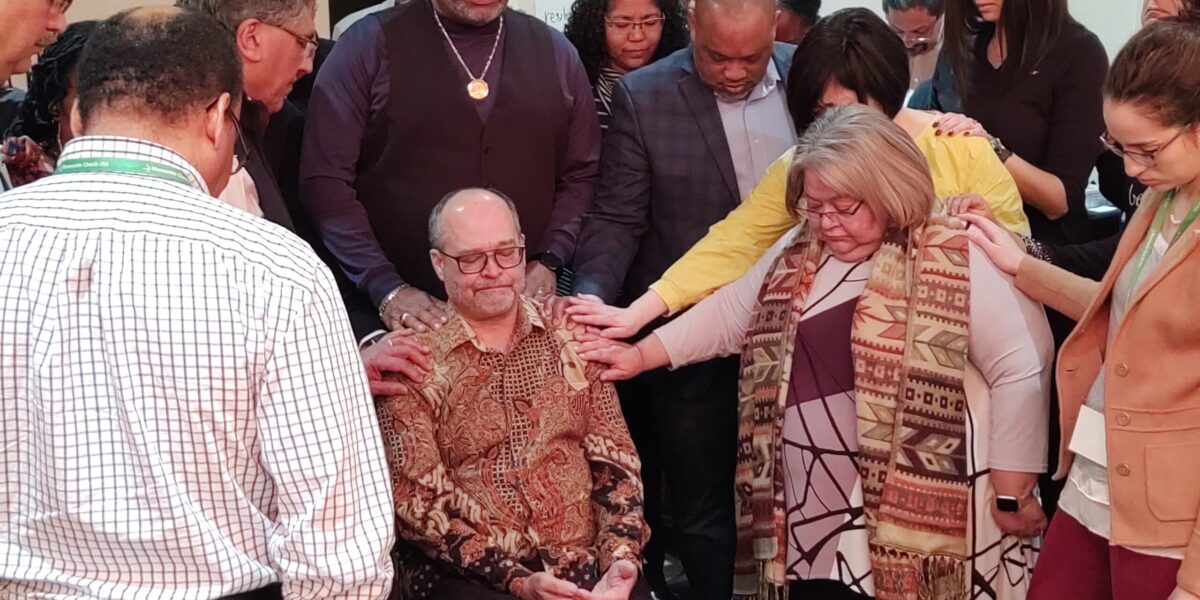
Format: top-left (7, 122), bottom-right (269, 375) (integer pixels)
top-left (1101, 124), bottom-right (1192, 168)
top-left (605, 13), bottom-right (665, 34)
top-left (798, 199), bottom-right (866, 225)
top-left (438, 246), bottom-right (526, 274)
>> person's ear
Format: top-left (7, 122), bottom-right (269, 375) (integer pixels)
top-left (431, 249), bottom-right (446, 282)
top-left (235, 19), bottom-right (265, 64)
top-left (69, 99), bottom-right (84, 138)
top-left (204, 92), bottom-right (233, 151)
top-left (688, 7), bottom-right (697, 42)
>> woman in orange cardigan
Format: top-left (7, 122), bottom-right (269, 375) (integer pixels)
top-left (964, 20), bottom-right (1200, 600)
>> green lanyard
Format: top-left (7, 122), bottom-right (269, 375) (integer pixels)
top-left (1125, 189), bottom-right (1200, 306)
top-left (56, 157), bottom-right (198, 189)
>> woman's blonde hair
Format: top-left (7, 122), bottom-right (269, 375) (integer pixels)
top-left (787, 104), bottom-right (935, 230)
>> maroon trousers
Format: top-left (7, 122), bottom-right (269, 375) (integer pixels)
top-left (1029, 512), bottom-right (1181, 600)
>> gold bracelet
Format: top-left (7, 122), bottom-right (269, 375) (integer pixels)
top-left (377, 283), bottom-right (411, 322)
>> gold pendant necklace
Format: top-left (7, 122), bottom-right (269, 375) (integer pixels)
top-left (432, 9), bottom-right (504, 101)
top-left (467, 78), bottom-right (489, 100)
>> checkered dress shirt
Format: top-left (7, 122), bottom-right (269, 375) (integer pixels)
top-left (0, 136), bottom-right (395, 598)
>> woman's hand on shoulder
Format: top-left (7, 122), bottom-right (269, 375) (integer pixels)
top-left (946, 193), bottom-right (998, 225)
top-left (961, 213), bottom-right (1028, 276)
top-left (564, 294), bottom-right (647, 340)
top-left (574, 337), bottom-right (646, 382)
top-left (933, 113), bottom-right (990, 138)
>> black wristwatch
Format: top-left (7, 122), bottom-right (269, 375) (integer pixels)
top-left (996, 491), bottom-right (1035, 513)
top-left (531, 251), bottom-right (564, 273)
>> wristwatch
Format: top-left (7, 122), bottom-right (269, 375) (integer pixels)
top-left (531, 251), bottom-right (564, 273)
top-left (988, 134), bottom-right (1013, 163)
top-left (996, 491), bottom-right (1036, 513)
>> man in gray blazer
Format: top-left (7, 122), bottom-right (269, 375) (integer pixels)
top-left (571, 0), bottom-right (795, 596)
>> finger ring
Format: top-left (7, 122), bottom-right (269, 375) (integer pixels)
top-left (400, 312), bottom-right (410, 326)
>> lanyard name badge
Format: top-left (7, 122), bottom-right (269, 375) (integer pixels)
top-left (56, 157), bottom-right (198, 189)
top-left (1124, 189), bottom-right (1200, 307)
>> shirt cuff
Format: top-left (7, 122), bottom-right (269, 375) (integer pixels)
top-left (542, 241), bottom-right (574, 268)
top-left (366, 273), bottom-right (408, 308)
top-left (358, 329), bottom-right (388, 349)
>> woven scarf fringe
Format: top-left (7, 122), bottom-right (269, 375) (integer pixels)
top-left (873, 546), bottom-right (968, 600)
top-left (731, 561), bottom-right (789, 600)
top-left (918, 556), bottom-right (967, 600)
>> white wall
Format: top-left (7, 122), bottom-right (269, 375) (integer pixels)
top-left (819, 0), bottom-right (1140, 59)
top-left (56, 0), bottom-right (1144, 58)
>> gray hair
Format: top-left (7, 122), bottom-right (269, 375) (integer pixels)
top-left (174, 0), bottom-right (317, 30)
top-left (881, 0), bottom-right (944, 16)
top-left (787, 104), bottom-right (934, 230)
top-left (428, 188), bottom-right (523, 250)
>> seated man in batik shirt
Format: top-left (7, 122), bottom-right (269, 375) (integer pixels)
top-left (375, 188), bottom-right (650, 600)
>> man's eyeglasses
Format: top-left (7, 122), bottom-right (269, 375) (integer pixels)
top-left (438, 246), bottom-right (526, 274)
top-left (1101, 125), bottom-right (1192, 168)
top-left (798, 199), bottom-right (866, 224)
top-left (206, 97), bottom-right (252, 175)
top-left (263, 22), bottom-right (319, 60)
top-left (605, 13), bottom-right (666, 34)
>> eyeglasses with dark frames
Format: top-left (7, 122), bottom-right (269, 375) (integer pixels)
top-left (206, 97), bottom-right (252, 175)
top-left (1101, 124), bottom-right (1192, 168)
top-left (797, 199), bottom-right (866, 224)
top-left (262, 22), bottom-right (319, 60)
top-left (437, 246), bottom-right (526, 274)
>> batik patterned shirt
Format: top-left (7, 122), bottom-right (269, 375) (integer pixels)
top-left (376, 297), bottom-right (646, 595)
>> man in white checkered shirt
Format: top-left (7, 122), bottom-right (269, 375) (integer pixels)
top-left (0, 8), bottom-right (394, 599)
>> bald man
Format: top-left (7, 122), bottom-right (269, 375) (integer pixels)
top-left (377, 188), bottom-right (650, 600)
top-left (570, 0), bottom-right (796, 596)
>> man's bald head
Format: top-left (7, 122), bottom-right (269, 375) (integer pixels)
top-left (428, 188), bottom-right (523, 251)
top-left (689, 0), bottom-right (778, 100)
top-left (692, 0), bottom-right (776, 22)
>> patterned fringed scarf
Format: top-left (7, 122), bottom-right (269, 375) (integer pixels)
top-left (733, 212), bottom-right (972, 600)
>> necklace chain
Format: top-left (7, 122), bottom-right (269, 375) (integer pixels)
top-left (432, 8), bottom-right (504, 85)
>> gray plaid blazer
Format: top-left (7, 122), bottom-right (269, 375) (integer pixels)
top-left (572, 44), bottom-right (795, 307)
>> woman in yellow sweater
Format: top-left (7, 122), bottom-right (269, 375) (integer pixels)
top-left (567, 8), bottom-right (1030, 333)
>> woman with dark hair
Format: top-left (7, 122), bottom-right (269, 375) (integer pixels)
top-left (2, 20), bottom-right (95, 187)
top-left (931, 0), bottom-right (1108, 246)
top-left (564, 0), bottom-right (687, 129)
top-left (962, 19), bottom-right (1200, 600)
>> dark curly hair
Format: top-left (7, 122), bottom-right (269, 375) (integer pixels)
top-left (5, 21), bottom-right (98, 157)
top-left (564, 0), bottom-right (689, 85)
